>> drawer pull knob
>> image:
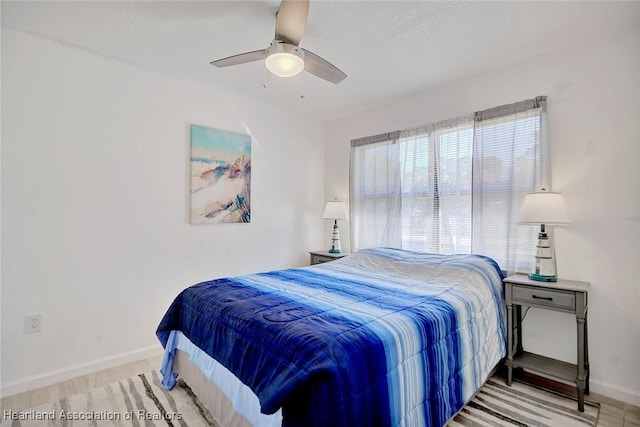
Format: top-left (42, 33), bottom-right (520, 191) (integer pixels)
top-left (532, 295), bottom-right (553, 301)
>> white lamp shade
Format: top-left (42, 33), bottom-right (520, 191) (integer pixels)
top-left (519, 191), bottom-right (571, 224)
top-left (322, 201), bottom-right (348, 220)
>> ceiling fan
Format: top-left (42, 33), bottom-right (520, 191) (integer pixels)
top-left (210, 0), bottom-right (346, 84)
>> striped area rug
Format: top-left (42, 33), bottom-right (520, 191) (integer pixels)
top-left (448, 378), bottom-right (600, 427)
top-left (1, 371), bottom-right (218, 427)
top-left (2, 372), bottom-right (598, 426)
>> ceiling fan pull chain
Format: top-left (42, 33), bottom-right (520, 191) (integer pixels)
top-left (300, 72), bottom-right (305, 99)
top-left (263, 63), bottom-right (268, 89)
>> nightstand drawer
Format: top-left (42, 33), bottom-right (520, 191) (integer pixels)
top-left (512, 285), bottom-right (575, 310)
top-left (309, 251), bottom-right (348, 265)
top-left (311, 254), bottom-right (334, 264)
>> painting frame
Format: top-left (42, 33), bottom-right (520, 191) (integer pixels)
top-left (189, 124), bottom-right (251, 224)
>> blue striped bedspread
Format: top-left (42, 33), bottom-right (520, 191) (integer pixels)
top-left (157, 247), bottom-right (506, 427)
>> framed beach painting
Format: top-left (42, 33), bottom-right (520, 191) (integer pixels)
top-left (190, 124), bottom-right (251, 224)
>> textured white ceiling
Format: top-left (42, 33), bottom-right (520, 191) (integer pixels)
top-left (2, 1), bottom-right (638, 120)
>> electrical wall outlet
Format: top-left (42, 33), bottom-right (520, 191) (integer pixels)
top-left (25, 314), bottom-right (42, 334)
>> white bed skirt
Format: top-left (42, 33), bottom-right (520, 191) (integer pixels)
top-left (162, 330), bottom-right (282, 427)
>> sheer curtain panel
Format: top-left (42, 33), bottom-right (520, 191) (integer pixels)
top-left (472, 96), bottom-right (545, 273)
top-left (350, 133), bottom-right (402, 250)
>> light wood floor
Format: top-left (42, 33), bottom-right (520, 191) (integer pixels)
top-left (1, 355), bottom-right (639, 426)
top-left (1, 354), bottom-right (164, 415)
top-left (591, 389), bottom-right (640, 426)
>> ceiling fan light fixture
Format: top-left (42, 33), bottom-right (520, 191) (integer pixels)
top-left (266, 53), bottom-right (304, 77)
top-left (265, 41), bottom-right (304, 78)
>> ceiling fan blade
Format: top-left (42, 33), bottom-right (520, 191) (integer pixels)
top-left (275, 0), bottom-right (309, 46)
top-left (302, 49), bottom-right (347, 84)
top-left (210, 50), bottom-right (266, 68)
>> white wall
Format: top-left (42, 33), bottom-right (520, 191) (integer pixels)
top-left (1, 29), bottom-right (325, 394)
top-left (325, 27), bottom-right (640, 405)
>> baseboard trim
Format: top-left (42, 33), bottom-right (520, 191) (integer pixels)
top-left (1, 345), bottom-right (164, 398)
top-left (590, 378), bottom-right (640, 407)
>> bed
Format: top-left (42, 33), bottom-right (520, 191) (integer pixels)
top-left (156, 247), bottom-right (506, 427)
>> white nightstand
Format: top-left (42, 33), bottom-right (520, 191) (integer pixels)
top-left (309, 250), bottom-right (348, 265)
top-left (503, 274), bottom-right (590, 412)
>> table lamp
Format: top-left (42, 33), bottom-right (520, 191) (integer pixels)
top-left (322, 201), bottom-right (348, 254)
top-left (519, 189), bottom-right (571, 282)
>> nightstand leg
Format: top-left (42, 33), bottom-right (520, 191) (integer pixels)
top-left (577, 316), bottom-right (586, 412)
top-left (506, 303), bottom-right (513, 386)
top-left (585, 314), bottom-right (590, 395)
top-left (515, 305), bottom-right (523, 354)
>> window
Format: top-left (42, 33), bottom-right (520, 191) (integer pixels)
top-left (400, 123), bottom-right (474, 255)
top-left (350, 97), bottom-right (546, 272)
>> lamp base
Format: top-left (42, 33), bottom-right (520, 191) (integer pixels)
top-left (529, 226), bottom-right (558, 283)
top-left (529, 273), bottom-right (558, 282)
top-left (328, 220), bottom-right (342, 254)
